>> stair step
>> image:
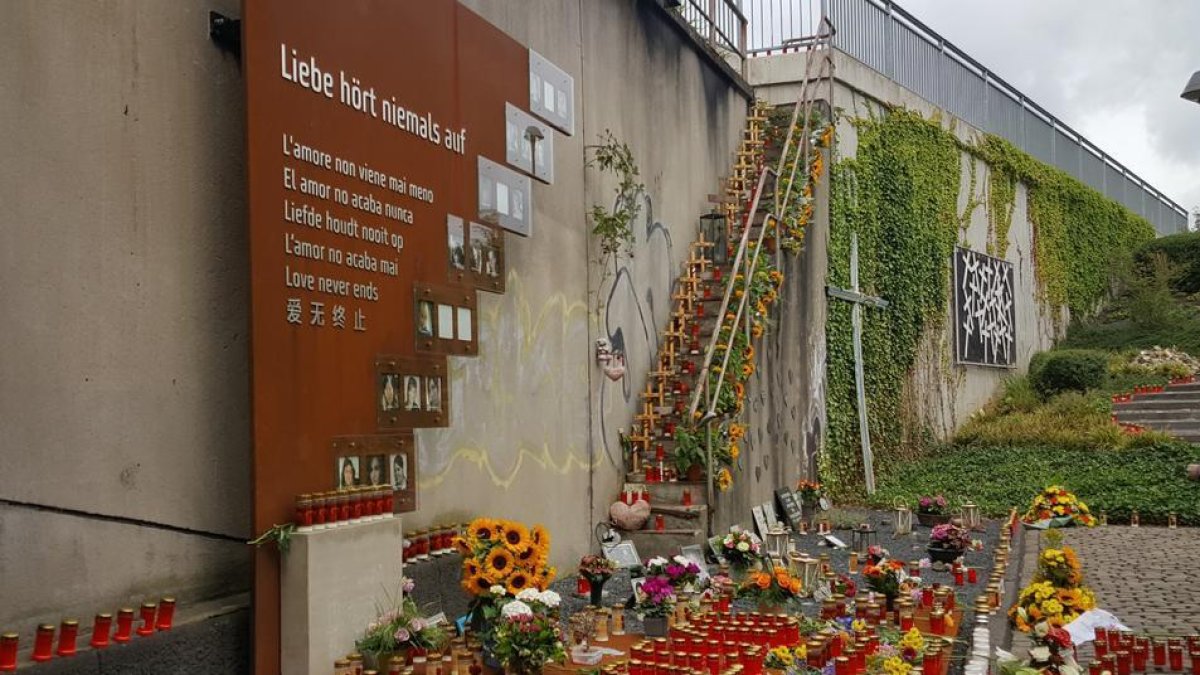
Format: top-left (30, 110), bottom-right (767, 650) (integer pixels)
top-left (1113, 408), bottom-right (1200, 417)
top-left (624, 529), bottom-right (708, 560)
top-left (1115, 399), bottom-right (1200, 411)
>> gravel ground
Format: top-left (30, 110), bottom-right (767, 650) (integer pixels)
top-left (549, 508), bottom-right (1005, 673)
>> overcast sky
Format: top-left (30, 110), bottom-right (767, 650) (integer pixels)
top-left (891, 0), bottom-right (1200, 220)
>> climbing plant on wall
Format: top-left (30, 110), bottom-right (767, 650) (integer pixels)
top-left (976, 136), bottom-right (1155, 316)
top-left (824, 108), bottom-right (1157, 499)
top-left (824, 109), bottom-right (962, 499)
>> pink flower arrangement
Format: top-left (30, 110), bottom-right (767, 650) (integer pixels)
top-left (917, 495), bottom-right (948, 515)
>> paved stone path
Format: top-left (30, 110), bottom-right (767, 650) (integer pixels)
top-left (1010, 526), bottom-right (1200, 662)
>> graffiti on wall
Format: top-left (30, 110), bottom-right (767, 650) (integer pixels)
top-left (953, 246), bottom-right (1015, 367)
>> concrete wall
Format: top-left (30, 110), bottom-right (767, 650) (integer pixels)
top-left (410, 0), bottom-right (747, 566)
top-left (0, 0), bottom-right (748, 650)
top-left (0, 0), bottom-right (250, 632)
top-left (750, 49), bottom-right (1065, 451)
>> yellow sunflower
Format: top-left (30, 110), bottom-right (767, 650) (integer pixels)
top-left (730, 442), bottom-right (740, 461)
top-left (469, 518), bottom-right (497, 541)
top-left (717, 468), bottom-right (733, 491)
top-left (506, 570), bottom-right (532, 595)
top-left (463, 571), bottom-right (492, 596)
top-left (513, 543), bottom-right (538, 569)
top-left (463, 558), bottom-right (482, 579)
top-left (485, 547), bottom-right (515, 581)
top-left (500, 521), bottom-right (531, 552)
top-left (453, 536), bottom-right (473, 556)
top-left (530, 524), bottom-right (550, 549)
top-left (490, 519), bottom-right (510, 540)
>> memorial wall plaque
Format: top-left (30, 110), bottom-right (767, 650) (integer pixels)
top-left (952, 246), bottom-right (1016, 367)
top-left (330, 433), bottom-right (417, 512)
top-left (478, 156), bottom-right (533, 236)
top-left (376, 355), bottom-right (450, 429)
top-left (244, 1), bottom-right (538, 671)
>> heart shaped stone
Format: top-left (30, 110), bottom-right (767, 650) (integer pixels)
top-left (610, 499), bottom-right (651, 531)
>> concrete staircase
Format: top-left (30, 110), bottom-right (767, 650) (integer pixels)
top-left (1113, 382), bottom-right (1200, 444)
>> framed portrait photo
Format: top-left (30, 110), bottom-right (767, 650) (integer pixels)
top-left (336, 455), bottom-right (360, 490)
top-left (331, 433), bottom-right (415, 512)
top-left (376, 356), bottom-right (449, 429)
top-left (414, 284), bottom-right (477, 356)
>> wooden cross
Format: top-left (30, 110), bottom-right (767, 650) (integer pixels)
top-left (627, 425), bottom-right (650, 471)
top-left (672, 292), bottom-right (693, 315)
top-left (825, 232), bottom-right (889, 494)
top-left (638, 401), bottom-right (660, 433)
top-left (662, 339), bottom-right (677, 371)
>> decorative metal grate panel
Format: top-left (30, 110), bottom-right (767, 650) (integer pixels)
top-left (954, 247), bottom-right (1016, 368)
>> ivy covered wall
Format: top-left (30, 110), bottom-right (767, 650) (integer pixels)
top-left (824, 104), bottom-right (1155, 498)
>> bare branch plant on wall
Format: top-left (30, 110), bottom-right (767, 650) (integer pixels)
top-left (586, 130), bottom-right (645, 316)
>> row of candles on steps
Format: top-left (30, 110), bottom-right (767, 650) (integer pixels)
top-left (1089, 629), bottom-right (1200, 675)
top-left (0, 599), bottom-right (175, 671)
top-left (294, 485), bottom-right (396, 531)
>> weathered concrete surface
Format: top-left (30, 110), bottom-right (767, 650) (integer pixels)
top-left (0, 0), bottom-right (249, 631)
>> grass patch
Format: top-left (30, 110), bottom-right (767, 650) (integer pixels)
top-left (866, 443), bottom-right (1200, 525)
top-left (955, 377), bottom-right (1175, 451)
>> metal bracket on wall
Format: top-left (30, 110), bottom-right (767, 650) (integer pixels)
top-left (210, 11), bottom-right (241, 58)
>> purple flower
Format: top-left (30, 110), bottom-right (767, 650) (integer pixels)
top-left (393, 627), bottom-right (411, 643)
top-left (919, 497), bottom-right (931, 507)
top-left (935, 496), bottom-right (947, 507)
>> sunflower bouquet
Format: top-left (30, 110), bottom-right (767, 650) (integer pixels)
top-left (458, 517), bottom-right (555, 630)
top-left (735, 566), bottom-right (803, 609)
top-left (1009, 581), bottom-right (1096, 633)
top-left (1021, 486), bottom-right (1096, 528)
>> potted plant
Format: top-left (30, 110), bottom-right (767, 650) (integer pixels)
top-left (796, 480), bottom-right (823, 522)
top-left (862, 558), bottom-right (909, 611)
top-left (491, 589), bottom-right (566, 675)
top-left (734, 566), bottom-right (803, 613)
top-left (672, 426), bottom-right (706, 482)
top-left (1020, 485), bottom-right (1096, 528)
top-left (635, 576), bottom-right (676, 637)
top-left (356, 577), bottom-right (449, 671)
top-left (719, 530), bottom-right (763, 581)
top-left (644, 556), bottom-right (702, 592)
top-left (916, 495), bottom-right (950, 527)
top-left (578, 555), bottom-right (617, 607)
top-left (927, 522), bottom-right (980, 564)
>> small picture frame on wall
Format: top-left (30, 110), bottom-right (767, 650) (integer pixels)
top-left (331, 433), bottom-right (416, 513)
top-left (448, 220), bottom-right (504, 294)
top-left (376, 355), bottom-right (449, 429)
top-left (363, 454), bottom-right (387, 487)
top-left (416, 300), bottom-right (435, 338)
top-left (413, 284), bottom-right (477, 357)
top-left (336, 455), bottom-right (360, 489)
top-left (447, 214), bottom-right (467, 271)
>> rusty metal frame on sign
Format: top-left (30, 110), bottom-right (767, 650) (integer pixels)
top-left (376, 355), bottom-right (451, 429)
top-left (414, 283), bottom-right (479, 356)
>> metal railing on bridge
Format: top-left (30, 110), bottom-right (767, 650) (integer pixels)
top-left (742, 0), bottom-right (1188, 236)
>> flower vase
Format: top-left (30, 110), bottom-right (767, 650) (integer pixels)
top-left (589, 577), bottom-right (608, 607)
top-left (644, 615), bottom-right (669, 638)
top-left (885, 595), bottom-right (896, 613)
top-left (926, 545), bottom-right (959, 565)
top-left (364, 650), bottom-right (401, 672)
top-left (757, 601), bottom-right (784, 615)
top-left (917, 512), bottom-right (951, 528)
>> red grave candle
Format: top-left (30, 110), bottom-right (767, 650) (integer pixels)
top-left (1089, 662), bottom-right (1105, 675)
top-left (113, 608), bottom-right (135, 643)
top-left (1169, 646), bottom-right (1184, 672)
top-left (655, 514), bottom-right (665, 531)
top-left (954, 570), bottom-right (964, 586)
top-left (32, 624), bottom-right (55, 662)
top-left (929, 611), bottom-right (946, 636)
top-left (577, 576), bottom-right (590, 596)
top-left (137, 602), bottom-right (157, 637)
top-left (682, 489), bottom-right (693, 507)
top-left (1133, 644), bottom-right (1147, 672)
top-left (1117, 651), bottom-right (1132, 675)
top-left (968, 567), bottom-right (978, 584)
top-left (1189, 650), bottom-right (1200, 675)
top-left (156, 598), bottom-right (176, 631)
top-left (57, 620), bottom-right (79, 657)
top-left (90, 613), bottom-right (113, 649)
top-left (0, 633), bottom-right (17, 672)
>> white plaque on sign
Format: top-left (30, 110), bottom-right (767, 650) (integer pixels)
top-left (529, 49), bottom-right (574, 135)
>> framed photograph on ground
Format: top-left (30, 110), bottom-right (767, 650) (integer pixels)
top-left (602, 540), bottom-right (641, 569)
top-left (376, 355), bottom-right (450, 429)
top-left (678, 544), bottom-right (710, 580)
